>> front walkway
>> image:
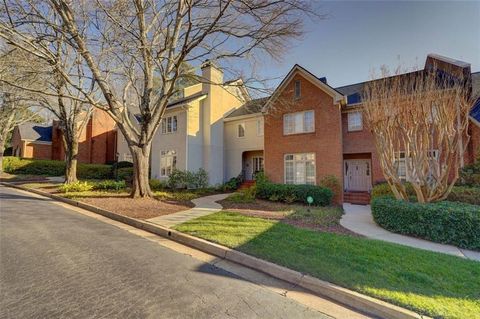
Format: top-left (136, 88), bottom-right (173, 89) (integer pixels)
top-left (341, 203), bottom-right (480, 262)
top-left (148, 193), bottom-right (229, 228)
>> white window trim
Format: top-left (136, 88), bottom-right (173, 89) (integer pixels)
top-left (283, 110), bottom-right (315, 135)
top-left (347, 111), bottom-right (363, 132)
top-left (160, 150), bottom-right (177, 177)
top-left (284, 153), bottom-right (316, 185)
top-left (256, 118), bottom-right (264, 136)
top-left (395, 150), bottom-right (439, 181)
top-left (161, 115), bottom-right (178, 134)
top-left (237, 122), bottom-right (246, 138)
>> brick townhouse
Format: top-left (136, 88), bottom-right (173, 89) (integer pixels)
top-left (114, 53), bottom-right (479, 204)
top-left (12, 109), bottom-right (117, 164)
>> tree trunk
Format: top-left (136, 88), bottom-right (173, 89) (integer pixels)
top-left (0, 138), bottom-right (5, 175)
top-left (130, 144), bottom-right (153, 198)
top-left (63, 136), bottom-right (79, 184)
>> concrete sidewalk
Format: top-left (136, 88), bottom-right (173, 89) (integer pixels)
top-left (148, 193), bottom-right (229, 228)
top-left (341, 203), bottom-right (480, 262)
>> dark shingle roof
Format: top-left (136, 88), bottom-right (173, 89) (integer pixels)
top-left (225, 97), bottom-right (269, 119)
top-left (18, 123), bottom-right (52, 142)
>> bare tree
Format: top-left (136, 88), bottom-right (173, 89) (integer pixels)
top-left (0, 47), bottom-right (44, 173)
top-left (363, 66), bottom-right (474, 203)
top-left (0, 0), bottom-right (315, 197)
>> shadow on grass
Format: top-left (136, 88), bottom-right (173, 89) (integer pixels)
top-left (177, 212), bottom-right (480, 319)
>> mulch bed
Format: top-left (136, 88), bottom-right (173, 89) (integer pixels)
top-left (78, 196), bottom-right (191, 220)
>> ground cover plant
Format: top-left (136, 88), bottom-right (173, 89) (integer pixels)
top-left (175, 211), bottom-right (480, 319)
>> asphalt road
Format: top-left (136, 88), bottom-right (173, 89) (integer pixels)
top-left (0, 186), bottom-right (329, 319)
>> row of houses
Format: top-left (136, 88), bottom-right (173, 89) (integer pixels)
top-left (13, 54), bottom-right (480, 204)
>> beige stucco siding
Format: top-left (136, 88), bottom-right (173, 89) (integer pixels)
top-left (224, 115), bottom-right (264, 181)
top-left (151, 108), bottom-right (188, 180)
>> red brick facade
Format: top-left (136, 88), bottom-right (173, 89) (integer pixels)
top-left (263, 62), bottom-right (479, 204)
top-left (51, 109), bottom-right (117, 164)
top-left (264, 71), bottom-right (344, 203)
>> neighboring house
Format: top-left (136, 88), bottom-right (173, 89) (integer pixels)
top-left (11, 109), bottom-right (117, 164)
top-left (116, 62), bottom-right (249, 185)
top-left (262, 54), bottom-right (480, 204)
top-left (11, 123), bottom-right (52, 159)
top-left (116, 54), bottom-right (479, 204)
top-left (51, 109), bottom-right (117, 164)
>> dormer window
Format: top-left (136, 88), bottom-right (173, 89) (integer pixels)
top-left (294, 80), bottom-right (301, 99)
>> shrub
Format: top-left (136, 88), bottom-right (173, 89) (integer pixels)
top-left (186, 168), bottom-right (209, 189)
top-left (77, 163), bottom-right (112, 179)
top-left (116, 167), bottom-right (133, 182)
top-left (92, 180), bottom-right (126, 191)
top-left (227, 187), bottom-right (256, 203)
top-left (167, 169), bottom-right (187, 189)
top-left (447, 186), bottom-right (480, 206)
top-left (256, 182), bottom-right (333, 206)
top-left (149, 179), bottom-right (166, 191)
top-left (371, 197), bottom-right (480, 250)
top-left (319, 175), bottom-right (341, 203)
top-left (222, 175), bottom-right (242, 191)
top-left (58, 181), bottom-right (94, 193)
top-left (2, 157), bottom-right (112, 179)
top-left (458, 162), bottom-right (480, 187)
top-left (371, 182), bottom-right (416, 200)
top-left (168, 169), bottom-right (209, 189)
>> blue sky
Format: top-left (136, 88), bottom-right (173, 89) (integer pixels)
top-left (259, 0), bottom-right (480, 89)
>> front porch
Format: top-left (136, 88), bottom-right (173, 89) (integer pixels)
top-left (241, 150), bottom-right (264, 181)
top-left (343, 153), bottom-right (372, 205)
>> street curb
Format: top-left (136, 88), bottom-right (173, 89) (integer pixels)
top-left (2, 182), bottom-right (429, 319)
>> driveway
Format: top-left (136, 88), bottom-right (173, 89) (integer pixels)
top-left (0, 186), bottom-right (338, 319)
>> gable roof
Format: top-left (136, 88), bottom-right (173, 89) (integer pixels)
top-left (225, 97), bottom-right (268, 119)
top-left (263, 64), bottom-right (344, 111)
top-left (17, 123), bottom-right (52, 142)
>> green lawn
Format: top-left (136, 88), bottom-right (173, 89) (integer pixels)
top-left (174, 211), bottom-right (480, 319)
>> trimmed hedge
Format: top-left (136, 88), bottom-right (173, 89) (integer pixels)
top-left (256, 181), bottom-right (333, 206)
top-left (372, 197), bottom-right (480, 250)
top-left (2, 156), bottom-right (112, 179)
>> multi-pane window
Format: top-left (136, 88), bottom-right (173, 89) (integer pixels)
top-left (347, 111), bottom-right (363, 132)
top-left (160, 150), bottom-right (177, 176)
top-left (395, 150), bottom-right (438, 181)
top-left (161, 115), bottom-right (178, 134)
top-left (294, 80), bottom-right (301, 99)
top-left (257, 118), bottom-right (264, 136)
top-left (284, 153), bottom-right (315, 185)
top-left (283, 110), bottom-right (314, 135)
top-left (237, 123), bottom-right (245, 138)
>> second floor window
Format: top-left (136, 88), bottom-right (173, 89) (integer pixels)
top-left (237, 123), bottom-right (245, 138)
top-left (347, 111), bottom-right (363, 132)
top-left (283, 110), bottom-right (314, 135)
top-left (257, 118), bottom-right (264, 136)
top-left (294, 80), bottom-right (301, 99)
top-left (160, 150), bottom-right (177, 176)
top-left (161, 115), bottom-right (178, 134)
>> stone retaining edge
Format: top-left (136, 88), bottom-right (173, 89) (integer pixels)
top-left (1, 182), bottom-right (429, 319)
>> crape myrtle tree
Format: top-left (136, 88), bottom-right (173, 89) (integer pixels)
top-left (362, 65), bottom-right (475, 203)
top-left (0, 0), bottom-right (315, 197)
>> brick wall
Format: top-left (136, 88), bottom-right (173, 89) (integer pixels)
top-left (264, 73), bottom-right (344, 203)
top-left (341, 111), bottom-right (384, 185)
top-left (51, 110), bottom-right (116, 164)
top-left (22, 142), bottom-right (52, 159)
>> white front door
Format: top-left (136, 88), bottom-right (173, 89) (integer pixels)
top-left (344, 160), bottom-right (371, 191)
